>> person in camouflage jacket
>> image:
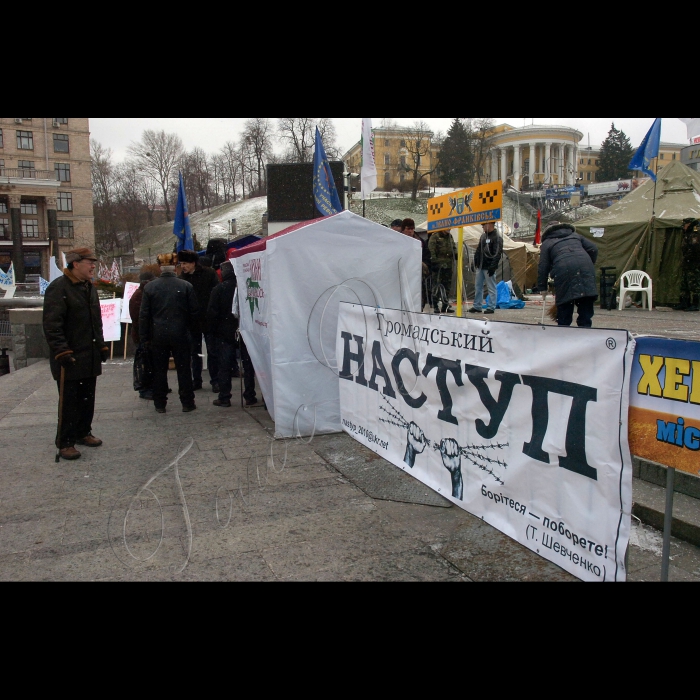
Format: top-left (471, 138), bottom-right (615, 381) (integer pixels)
top-left (428, 230), bottom-right (457, 313)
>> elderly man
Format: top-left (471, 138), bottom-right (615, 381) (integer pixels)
top-left (43, 248), bottom-right (109, 461)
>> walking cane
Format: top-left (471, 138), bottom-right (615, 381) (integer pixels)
top-left (55, 365), bottom-right (66, 463)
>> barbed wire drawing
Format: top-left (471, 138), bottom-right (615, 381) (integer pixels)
top-left (379, 395), bottom-right (508, 494)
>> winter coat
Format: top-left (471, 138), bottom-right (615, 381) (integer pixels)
top-left (682, 220), bottom-right (700, 267)
top-left (179, 264), bottom-right (219, 334)
top-left (43, 269), bottom-right (107, 382)
top-left (538, 224), bottom-right (599, 306)
top-left (139, 272), bottom-right (199, 346)
top-left (428, 232), bottom-right (457, 268)
top-left (473, 231), bottom-right (503, 273)
top-left (129, 285), bottom-right (145, 344)
top-left (206, 268), bottom-right (239, 343)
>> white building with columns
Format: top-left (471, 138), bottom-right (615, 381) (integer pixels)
top-left (485, 124), bottom-right (584, 191)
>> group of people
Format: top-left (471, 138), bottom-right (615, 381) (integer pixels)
top-left (43, 247), bottom-right (258, 461)
top-left (390, 217), bottom-right (504, 315)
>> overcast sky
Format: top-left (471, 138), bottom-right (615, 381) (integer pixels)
top-left (89, 118), bottom-right (692, 162)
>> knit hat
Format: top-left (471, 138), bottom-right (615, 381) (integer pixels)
top-left (177, 250), bottom-right (199, 263)
top-left (391, 219), bottom-right (403, 228)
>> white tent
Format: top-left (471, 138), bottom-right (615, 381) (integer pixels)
top-left (232, 211), bottom-right (422, 438)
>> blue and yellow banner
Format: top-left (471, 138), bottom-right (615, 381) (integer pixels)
top-left (427, 181), bottom-right (503, 231)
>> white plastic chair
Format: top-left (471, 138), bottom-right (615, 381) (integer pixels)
top-left (618, 270), bottom-right (653, 311)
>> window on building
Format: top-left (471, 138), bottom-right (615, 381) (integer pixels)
top-left (22, 220), bottom-right (39, 238)
top-left (18, 160), bottom-right (35, 177)
top-left (580, 158), bottom-right (584, 165)
top-left (57, 192), bottom-right (73, 211)
top-left (595, 160), bottom-right (600, 166)
top-left (21, 201), bottom-right (38, 215)
top-left (384, 154), bottom-right (390, 165)
top-left (0, 218), bottom-right (8, 239)
top-left (580, 172), bottom-right (584, 179)
top-left (53, 118), bottom-right (68, 125)
top-left (58, 220), bottom-right (74, 239)
top-left (587, 172), bottom-right (592, 181)
top-left (55, 163), bottom-right (71, 182)
top-left (0, 159), bottom-right (4, 175)
top-left (0, 129), bottom-right (3, 148)
top-left (400, 140), bottom-right (406, 148)
top-left (400, 156), bottom-right (406, 167)
top-left (660, 154), bottom-right (665, 160)
top-left (400, 173), bottom-right (405, 182)
top-left (53, 134), bottom-right (69, 153)
top-left (0, 200), bottom-right (7, 214)
top-left (17, 131), bottom-right (34, 149)
top-left (673, 153), bottom-right (677, 160)
top-left (384, 172), bottom-right (391, 184)
top-left (385, 140), bottom-right (389, 147)
top-left (588, 159), bottom-right (592, 165)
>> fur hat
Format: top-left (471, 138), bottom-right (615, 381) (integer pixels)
top-left (65, 248), bottom-right (97, 265)
top-left (177, 250), bottom-right (199, 263)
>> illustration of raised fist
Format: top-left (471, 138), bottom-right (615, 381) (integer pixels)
top-left (440, 438), bottom-right (463, 500)
top-left (404, 421), bottom-right (426, 468)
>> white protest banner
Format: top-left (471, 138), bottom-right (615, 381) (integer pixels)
top-left (629, 336), bottom-right (700, 476)
top-left (337, 304), bottom-right (635, 582)
top-left (100, 298), bottom-right (122, 342)
top-left (120, 282), bottom-right (140, 323)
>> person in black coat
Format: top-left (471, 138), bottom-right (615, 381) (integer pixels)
top-left (207, 261), bottom-right (257, 407)
top-left (538, 222), bottom-right (599, 327)
top-left (139, 264), bottom-right (199, 413)
top-left (178, 250), bottom-right (220, 392)
top-left (129, 270), bottom-right (155, 400)
top-left (42, 248), bottom-right (109, 460)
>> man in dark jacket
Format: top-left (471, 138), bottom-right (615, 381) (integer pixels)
top-left (130, 270), bottom-right (155, 400)
top-left (206, 261), bottom-right (241, 407)
top-left (139, 264), bottom-right (199, 413)
top-left (469, 221), bottom-right (503, 315)
top-left (178, 250), bottom-right (220, 392)
top-left (537, 222), bottom-right (598, 327)
top-left (43, 248), bottom-right (109, 460)
top-left (680, 218), bottom-right (700, 311)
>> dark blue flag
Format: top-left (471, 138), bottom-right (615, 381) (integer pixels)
top-left (313, 127), bottom-right (343, 216)
top-left (629, 118), bottom-right (662, 181)
top-left (173, 171), bottom-right (194, 252)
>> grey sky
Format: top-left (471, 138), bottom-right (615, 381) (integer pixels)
top-left (89, 118), bottom-right (692, 163)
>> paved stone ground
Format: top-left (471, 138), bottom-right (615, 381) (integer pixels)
top-left (1, 355), bottom-right (698, 582)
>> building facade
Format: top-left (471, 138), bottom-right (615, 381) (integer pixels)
top-left (343, 126), bottom-right (440, 191)
top-left (682, 144), bottom-right (700, 172)
top-left (0, 117), bottom-right (94, 282)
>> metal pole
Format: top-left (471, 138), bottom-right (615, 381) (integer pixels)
top-left (660, 466), bottom-right (675, 582)
top-left (457, 227), bottom-right (464, 317)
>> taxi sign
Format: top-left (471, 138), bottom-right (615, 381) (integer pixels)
top-left (427, 181), bottom-right (502, 231)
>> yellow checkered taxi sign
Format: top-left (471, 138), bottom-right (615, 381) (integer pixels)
top-left (427, 181), bottom-right (503, 232)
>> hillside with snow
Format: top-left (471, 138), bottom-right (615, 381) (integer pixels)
top-left (133, 197), bottom-right (268, 262)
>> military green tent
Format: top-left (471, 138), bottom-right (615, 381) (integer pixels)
top-left (575, 161), bottom-right (700, 306)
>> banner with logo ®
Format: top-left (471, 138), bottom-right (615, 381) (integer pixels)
top-left (337, 304), bottom-right (635, 582)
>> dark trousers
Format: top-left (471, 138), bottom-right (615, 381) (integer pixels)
top-left (152, 342), bottom-right (195, 408)
top-left (215, 338), bottom-right (236, 402)
top-left (240, 339), bottom-right (256, 402)
top-left (56, 376), bottom-right (96, 448)
top-left (191, 332), bottom-right (219, 386)
top-left (431, 266), bottom-right (453, 309)
top-left (557, 297), bottom-right (595, 328)
top-left (133, 342), bottom-right (153, 396)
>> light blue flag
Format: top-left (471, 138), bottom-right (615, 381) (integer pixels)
top-left (0, 263), bottom-right (14, 286)
top-left (313, 128), bottom-right (343, 216)
top-left (39, 278), bottom-right (50, 296)
top-left (173, 171), bottom-right (194, 252)
top-left (629, 118), bottom-right (662, 181)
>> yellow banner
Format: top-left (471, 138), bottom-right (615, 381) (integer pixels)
top-left (427, 181), bottom-right (503, 232)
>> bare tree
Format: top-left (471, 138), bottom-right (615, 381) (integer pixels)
top-left (127, 130), bottom-right (184, 222)
top-left (277, 118), bottom-right (340, 162)
top-left (90, 140), bottom-right (119, 253)
top-left (470, 118), bottom-right (496, 185)
top-left (399, 121), bottom-right (438, 201)
top-left (114, 161), bottom-right (148, 252)
top-left (220, 141), bottom-right (241, 203)
top-left (242, 118), bottom-right (274, 195)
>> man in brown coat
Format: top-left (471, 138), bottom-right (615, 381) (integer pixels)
top-left (43, 248), bottom-right (109, 460)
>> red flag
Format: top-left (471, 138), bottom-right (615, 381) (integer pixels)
top-left (535, 210), bottom-right (542, 246)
